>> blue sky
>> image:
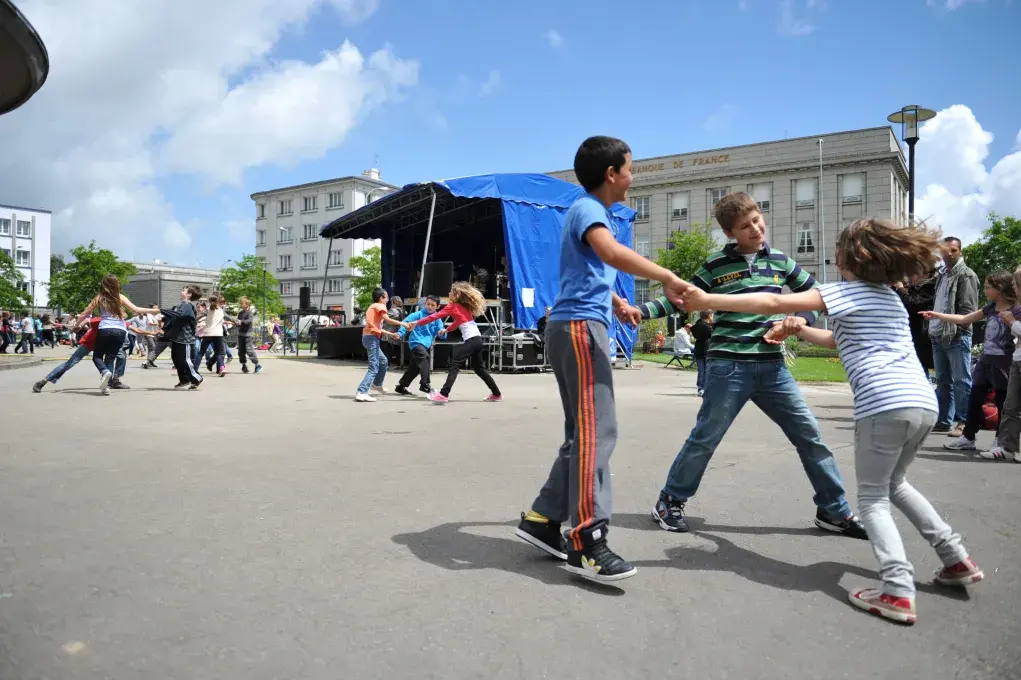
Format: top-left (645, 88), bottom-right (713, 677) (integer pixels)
top-left (3, 0), bottom-right (1019, 265)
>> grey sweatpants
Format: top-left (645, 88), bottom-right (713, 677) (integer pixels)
top-left (855, 407), bottom-right (968, 597)
top-left (531, 320), bottom-right (618, 551)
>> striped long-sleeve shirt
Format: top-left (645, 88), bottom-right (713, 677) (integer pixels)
top-left (640, 243), bottom-right (819, 361)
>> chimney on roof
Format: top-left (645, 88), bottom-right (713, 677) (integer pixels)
top-left (363, 168), bottom-right (380, 180)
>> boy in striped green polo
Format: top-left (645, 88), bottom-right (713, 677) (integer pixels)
top-left (644, 192), bottom-right (867, 539)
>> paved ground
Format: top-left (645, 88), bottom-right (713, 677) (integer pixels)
top-left (0, 353), bottom-right (1018, 680)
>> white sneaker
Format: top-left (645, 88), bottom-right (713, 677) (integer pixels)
top-left (99, 371), bottom-right (112, 393)
top-left (943, 436), bottom-right (977, 452)
top-left (976, 445), bottom-right (1016, 462)
top-left (354, 392), bottom-right (376, 402)
top-left (370, 385), bottom-right (388, 394)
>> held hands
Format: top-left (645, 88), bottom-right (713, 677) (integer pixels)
top-left (661, 274), bottom-right (692, 311)
top-left (763, 316), bottom-right (806, 345)
top-left (678, 285), bottom-right (710, 311)
top-left (612, 299), bottom-right (641, 327)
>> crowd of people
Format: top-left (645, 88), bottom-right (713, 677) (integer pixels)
top-left (7, 135), bottom-right (1018, 628)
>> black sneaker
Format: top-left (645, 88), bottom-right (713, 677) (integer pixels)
top-left (931, 423), bottom-right (951, 433)
top-left (109, 380), bottom-right (130, 390)
top-left (32, 379), bottom-right (46, 393)
top-left (394, 384), bottom-right (411, 396)
top-left (148, 360), bottom-right (158, 368)
top-left (514, 513), bottom-right (567, 560)
top-left (206, 362), bottom-right (215, 373)
top-left (815, 509), bottom-right (868, 540)
top-left (174, 381), bottom-right (190, 389)
top-left (419, 384), bottom-right (431, 394)
top-left (189, 380), bottom-right (203, 390)
top-left (651, 492), bottom-right (690, 532)
top-left (241, 366), bottom-right (250, 374)
top-left (566, 541), bottom-right (637, 584)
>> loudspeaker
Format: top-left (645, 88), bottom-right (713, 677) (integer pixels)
top-left (422, 261), bottom-right (454, 297)
top-left (299, 286), bottom-right (311, 310)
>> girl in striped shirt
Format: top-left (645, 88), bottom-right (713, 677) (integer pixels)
top-left (680, 218), bottom-right (983, 626)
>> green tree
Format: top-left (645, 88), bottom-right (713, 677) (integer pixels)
top-left (47, 241), bottom-right (137, 313)
top-left (50, 253), bottom-right (66, 277)
top-left (349, 245), bottom-right (382, 311)
top-left (0, 250), bottom-right (31, 313)
top-left (961, 213), bottom-right (1021, 289)
top-left (217, 255), bottom-right (285, 317)
top-left (655, 221), bottom-right (721, 282)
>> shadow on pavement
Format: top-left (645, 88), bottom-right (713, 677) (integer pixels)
top-left (392, 521), bottom-right (625, 596)
top-left (613, 512), bottom-right (819, 538)
top-left (917, 448), bottom-right (979, 463)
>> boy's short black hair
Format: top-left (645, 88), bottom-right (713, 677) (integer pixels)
top-left (699, 310), bottom-right (713, 320)
top-left (425, 294), bottom-right (441, 305)
top-left (371, 287), bottom-right (387, 303)
top-left (573, 136), bottom-right (631, 192)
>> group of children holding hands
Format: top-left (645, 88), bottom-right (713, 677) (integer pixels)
top-left (511, 135), bottom-right (996, 626)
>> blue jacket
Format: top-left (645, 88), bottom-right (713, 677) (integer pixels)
top-left (398, 309), bottom-right (445, 349)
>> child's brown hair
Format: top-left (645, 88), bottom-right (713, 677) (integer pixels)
top-left (185, 285), bottom-right (202, 301)
top-left (984, 270), bottom-right (1017, 304)
top-left (713, 191), bottom-right (760, 232)
top-left (835, 218), bottom-right (940, 285)
top-left (449, 281), bottom-right (486, 317)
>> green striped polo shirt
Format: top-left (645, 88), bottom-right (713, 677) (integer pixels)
top-left (640, 243), bottom-right (819, 361)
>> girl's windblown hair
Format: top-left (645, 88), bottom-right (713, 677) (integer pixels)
top-left (835, 218), bottom-right (941, 285)
top-left (449, 281), bottom-right (486, 317)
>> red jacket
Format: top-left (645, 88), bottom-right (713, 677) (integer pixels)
top-left (80, 318), bottom-right (101, 351)
top-left (415, 303), bottom-right (476, 335)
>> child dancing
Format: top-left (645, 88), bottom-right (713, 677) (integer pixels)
top-left (405, 282), bottom-right (501, 404)
top-left (921, 270), bottom-right (1021, 456)
top-left (681, 217), bottom-right (984, 625)
top-left (394, 294), bottom-right (445, 395)
top-left (355, 287), bottom-right (402, 402)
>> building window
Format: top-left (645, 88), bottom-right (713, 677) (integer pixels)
top-left (257, 230), bottom-right (266, 246)
top-left (1, 248), bottom-right (10, 258)
top-left (278, 226), bottom-right (293, 244)
top-left (301, 252), bottom-right (317, 269)
top-left (795, 179), bottom-right (816, 208)
top-left (278, 254), bottom-right (292, 271)
top-left (635, 279), bottom-right (650, 305)
top-left (16, 250), bottom-right (30, 266)
top-left (330, 249), bottom-right (344, 267)
top-left (710, 187), bottom-right (730, 208)
top-left (750, 183), bottom-right (772, 212)
top-left (302, 223), bottom-right (318, 241)
top-left (634, 238), bottom-right (650, 258)
top-left (0, 218), bottom-right (9, 235)
top-left (328, 278), bottom-right (343, 293)
top-left (302, 280), bottom-right (319, 295)
top-left (328, 192), bottom-right (344, 209)
top-left (632, 196), bottom-right (650, 220)
top-left (19, 281), bottom-right (30, 293)
top-left (669, 192), bottom-right (689, 219)
top-left (16, 220), bottom-right (31, 237)
top-left (257, 203), bottom-right (266, 219)
top-left (302, 195), bottom-right (317, 212)
top-left (796, 222), bottom-right (816, 255)
top-left (280, 281), bottom-right (293, 296)
top-left (278, 199), bottom-right (293, 216)
top-left (841, 174), bottom-right (863, 204)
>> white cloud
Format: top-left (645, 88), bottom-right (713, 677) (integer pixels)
top-left (544, 29), bottom-right (565, 49)
top-left (914, 105), bottom-right (1021, 245)
top-left (703, 104), bottom-right (739, 132)
top-left (778, 0), bottom-right (817, 35)
top-left (478, 70), bottom-right (501, 98)
top-left (0, 0), bottom-right (415, 262)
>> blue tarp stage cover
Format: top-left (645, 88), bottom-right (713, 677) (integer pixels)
top-left (320, 173), bottom-right (638, 358)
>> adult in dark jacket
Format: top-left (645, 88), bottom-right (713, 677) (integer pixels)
top-left (927, 237), bottom-right (980, 433)
top-left (235, 297), bottom-right (262, 374)
top-left (161, 285), bottom-right (203, 388)
top-left (893, 270), bottom-right (937, 372)
top-left (690, 310), bottom-right (714, 396)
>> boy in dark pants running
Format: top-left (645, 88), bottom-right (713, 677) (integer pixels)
top-left (641, 192), bottom-right (867, 540)
top-left (236, 297), bottom-right (263, 374)
top-left (394, 294), bottom-right (445, 395)
top-left (161, 285), bottom-right (203, 389)
top-left (514, 136), bottom-right (689, 584)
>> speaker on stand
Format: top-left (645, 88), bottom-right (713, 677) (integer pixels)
top-left (299, 286), bottom-right (311, 310)
top-left (422, 261), bottom-right (454, 298)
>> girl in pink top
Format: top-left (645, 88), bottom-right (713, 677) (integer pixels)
top-left (408, 282), bottom-right (501, 403)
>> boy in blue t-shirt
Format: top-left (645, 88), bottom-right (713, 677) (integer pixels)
top-left (515, 136), bottom-right (690, 584)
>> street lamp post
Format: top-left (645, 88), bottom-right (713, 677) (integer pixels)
top-left (887, 105), bottom-right (936, 223)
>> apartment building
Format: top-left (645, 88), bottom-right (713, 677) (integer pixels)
top-left (0, 203), bottom-right (51, 308)
top-left (548, 127), bottom-right (909, 303)
top-left (250, 169), bottom-right (398, 312)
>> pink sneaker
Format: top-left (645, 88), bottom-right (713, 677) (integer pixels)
top-left (428, 392), bottom-right (448, 404)
top-left (484, 394), bottom-right (502, 402)
top-left (218, 368), bottom-right (226, 377)
top-left (848, 588), bottom-right (917, 625)
top-left (934, 557), bottom-right (984, 587)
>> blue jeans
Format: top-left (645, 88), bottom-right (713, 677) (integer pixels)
top-left (662, 358), bottom-right (851, 518)
top-left (695, 357), bottom-right (707, 391)
top-left (931, 334), bottom-right (972, 427)
top-left (46, 344), bottom-right (97, 383)
top-left (357, 335), bottom-right (388, 394)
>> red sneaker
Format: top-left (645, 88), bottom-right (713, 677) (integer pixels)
top-left (848, 588), bottom-right (916, 625)
top-left (934, 557), bottom-right (984, 587)
top-left (484, 394), bottom-right (503, 402)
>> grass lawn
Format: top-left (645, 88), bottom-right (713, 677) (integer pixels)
top-left (635, 353), bottom-right (848, 383)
